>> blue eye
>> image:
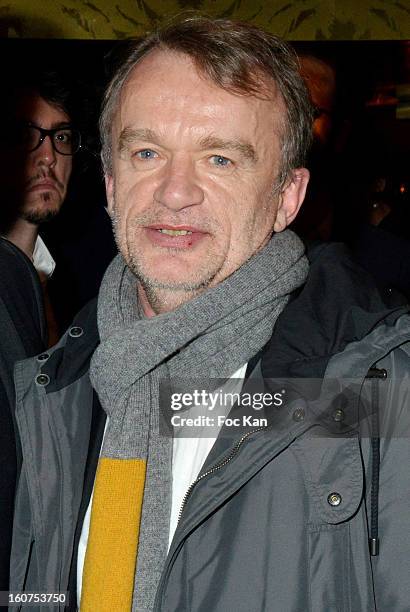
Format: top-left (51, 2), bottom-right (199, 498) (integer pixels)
top-left (135, 149), bottom-right (157, 159)
top-left (211, 155), bottom-right (231, 167)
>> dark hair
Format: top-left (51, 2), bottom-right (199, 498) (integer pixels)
top-left (1, 68), bottom-right (73, 122)
top-left (30, 70), bottom-right (72, 117)
top-left (100, 16), bottom-right (313, 186)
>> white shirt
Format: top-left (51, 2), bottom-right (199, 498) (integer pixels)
top-left (168, 364), bottom-right (247, 547)
top-left (0, 234), bottom-right (55, 278)
top-left (76, 364), bottom-right (247, 606)
top-left (32, 235), bottom-right (55, 278)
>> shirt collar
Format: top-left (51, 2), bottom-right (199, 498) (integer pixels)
top-left (32, 235), bottom-right (56, 278)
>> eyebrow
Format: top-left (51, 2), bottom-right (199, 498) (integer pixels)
top-left (53, 122), bottom-right (72, 129)
top-left (118, 127), bottom-right (159, 154)
top-left (199, 135), bottom-right (258, 163)
top-left (117, 127), bottom-right (258, 163)
top-left (22, 120), bottom-right (72, 130)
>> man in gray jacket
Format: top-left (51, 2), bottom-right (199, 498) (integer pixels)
top-left (10, 17), bottom-right (410, 612)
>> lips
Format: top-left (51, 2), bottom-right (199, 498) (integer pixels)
top-left (27, 180), bottom-right (59, 192)
top-left (144, 224), bottom-right (207, 248)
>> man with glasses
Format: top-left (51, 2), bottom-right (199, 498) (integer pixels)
top-left (0, 71), bottom-right (80, 601)
top-left (0, 73), bottom-right (81, 290)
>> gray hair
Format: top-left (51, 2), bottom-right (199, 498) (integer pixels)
top-left (100, 16), bottom-right (313, 187)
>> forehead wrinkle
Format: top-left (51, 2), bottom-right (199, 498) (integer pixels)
top-left (50, 121), bottom-right (72, 129)
top-left (117, 127), bottom-right (159, 154)
top-left (198, 134), bottom-right (258, 163)
top-left (24, 120), bottom-right (71, 129)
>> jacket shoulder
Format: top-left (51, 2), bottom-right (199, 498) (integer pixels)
top-left (262, 241), bottom-right (409, 378)
top-left (0, 237), bottom-right (46, 350)
top-left (40, 298), bottom-right (99, 393)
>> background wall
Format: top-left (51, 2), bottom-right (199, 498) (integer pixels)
top-left (0, 0), bottom-right (409, 40)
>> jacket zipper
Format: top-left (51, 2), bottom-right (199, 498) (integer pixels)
top-left (178, 426), bottom-right (269, 525)
top-left (153, 426), bottom-right (269, 610)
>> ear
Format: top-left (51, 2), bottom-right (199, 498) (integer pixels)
top-left (273, 168), bottom-right (310, 232)
top-left (105, 174), bottom-right (115, 216)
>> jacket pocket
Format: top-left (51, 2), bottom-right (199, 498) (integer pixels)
top-left (293, 433), bottom-right (368, 612)
top-left (307, 523), bottom-right (351, 612)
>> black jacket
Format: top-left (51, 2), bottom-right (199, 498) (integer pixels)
top-left (0, 238), bottom-right (46, 594)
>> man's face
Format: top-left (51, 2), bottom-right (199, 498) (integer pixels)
top-left (1, 93), bottom-right (72, 225)
top-left (107, 51), bottom-right (308, 312)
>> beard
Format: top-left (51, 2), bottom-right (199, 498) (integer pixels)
top-left (129, 251), bottom-right (218, 314)
top-left (0, 188), bottom-right (61, 234)
top-left (20, 190), bottom-right (63, 226)
top-left (21, 206), bottom-right (60, 226)
top-left (110, 206), bottom-right (227, 313)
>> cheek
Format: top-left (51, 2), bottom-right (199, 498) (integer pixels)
top-left (237, 185), bottom-right (278, 247)
top-left (58, 159), bottom-right (72, 186)
top-left (113, 180), bottom-right (146, 235)
top-left (23, 155), bottom-right (36, 176)
top-left (232, 175), bottom-right (275, 221)
top-left (116, 171), bottom-right (154, 209)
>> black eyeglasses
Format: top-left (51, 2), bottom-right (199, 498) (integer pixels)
top-left (13, 123), bottom-right (82, 156)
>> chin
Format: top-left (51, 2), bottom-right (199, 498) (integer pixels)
top-left (132, 261), bottom-right (214, 293)
top-left (141, 273), bottom-right (210, 292)
top-left (21, 203), bottom-right (61, 225)
top-left (140, 282), bottom-right (207, 315)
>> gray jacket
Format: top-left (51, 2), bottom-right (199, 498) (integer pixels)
top-left (9, 245), bottom-right (410, 611)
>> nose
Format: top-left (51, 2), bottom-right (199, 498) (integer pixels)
top-left (33, 135), bottom-right (57, 168)
top-left (153, 157), bottom-right (204, 211)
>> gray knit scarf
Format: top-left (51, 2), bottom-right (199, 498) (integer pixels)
top-left (89, 229), bottom-right (308, 611)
